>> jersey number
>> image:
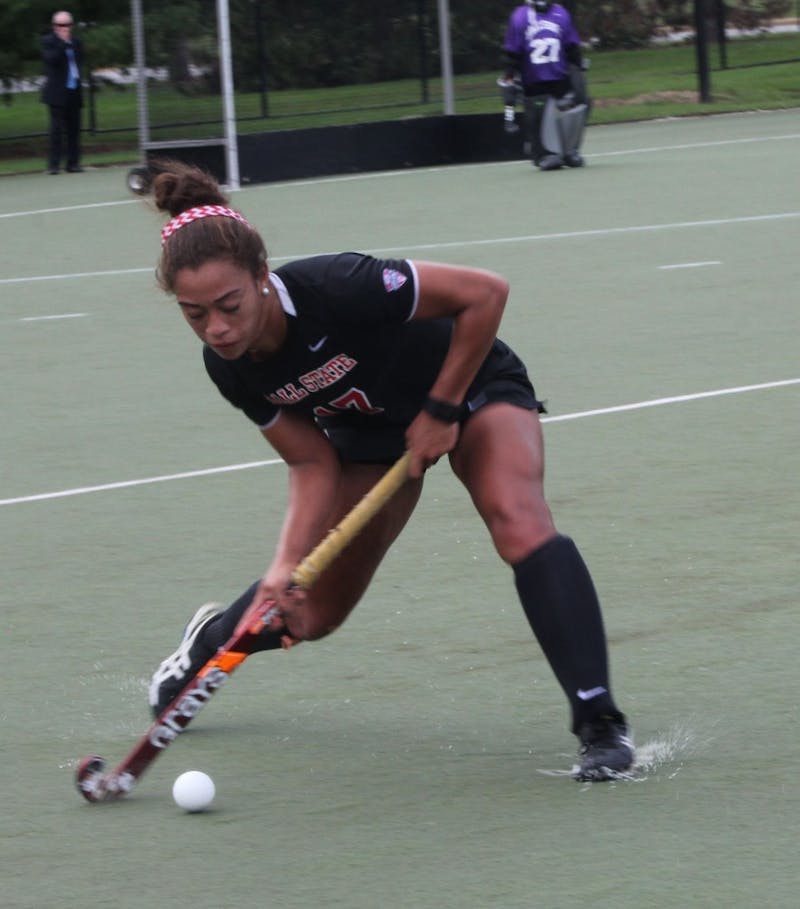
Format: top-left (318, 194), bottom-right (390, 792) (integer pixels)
top-left (313, 387), bottom-right (384, 417)
top-left (529, 38), bottom-right (561, 65)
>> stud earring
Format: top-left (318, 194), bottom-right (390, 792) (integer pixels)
top-left (261, 286), bottom-right (270, 296)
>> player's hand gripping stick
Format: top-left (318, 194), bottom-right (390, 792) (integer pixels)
top-left (76, 453), bottom-right (411, 802)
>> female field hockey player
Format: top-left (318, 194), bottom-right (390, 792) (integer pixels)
top-left (147, 160), bottom-right (633, 780)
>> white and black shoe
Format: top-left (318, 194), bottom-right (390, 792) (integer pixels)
top-left (148, 603), bottom-right (221, 717)
top-left (574, 715), bottom-right (634, 781)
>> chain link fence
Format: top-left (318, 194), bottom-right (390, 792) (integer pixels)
top-left (1, 0), bottom-right (798, 165)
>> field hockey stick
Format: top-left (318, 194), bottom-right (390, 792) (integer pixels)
top-left (75, 452), bottom-right (411, 803)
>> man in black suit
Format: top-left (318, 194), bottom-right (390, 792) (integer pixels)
top-left (40, 11), bottom-right (84, 174)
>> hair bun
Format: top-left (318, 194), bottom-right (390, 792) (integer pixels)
top-left (150, 158), bottom-right (228, 216)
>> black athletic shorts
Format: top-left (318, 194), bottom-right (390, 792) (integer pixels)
top-left (327, 367), bottom-right (546, 466)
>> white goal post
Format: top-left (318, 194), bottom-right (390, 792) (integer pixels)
top-left (129, 0), bottom-right (239, 191)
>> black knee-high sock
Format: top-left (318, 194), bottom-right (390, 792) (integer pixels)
top-left (202, 581), bottom-right (284, 654)
top-left (513, 535), bottom-right (622, 733)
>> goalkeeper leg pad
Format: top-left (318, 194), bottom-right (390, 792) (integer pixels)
top-left (556, 103), bottom-right (589, 166)
top-left (525, 97), bottom-right (562, 167)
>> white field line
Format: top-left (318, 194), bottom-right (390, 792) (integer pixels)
top-left (1, 267), bottom-right (152, 285)
top-left (658, 260), bottom-right (721, 270)
top-left (1, 126), bottom-right (798, 221)
top-left (540, 378), bottom-right (800, 423)
top-left (3, 211), bottom-right (800, 287)
top-left (372, 211), bottom-right (800, 255)
top-left (585, 131), bottom-right (800, 159)
top-left (2, 378), bottom-right (797, 507)
top-left (0, 459), bottom-right (284, 507)
top-left (0, 199), bottom-right (138, 219)
top-left (20, 312), bottom-right (88, 321)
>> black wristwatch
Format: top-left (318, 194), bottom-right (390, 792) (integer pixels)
top-left (422, 395), bottom-right (464, 424)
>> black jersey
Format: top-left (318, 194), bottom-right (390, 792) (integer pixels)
top-left (203, 253), bottom-right (533, 454)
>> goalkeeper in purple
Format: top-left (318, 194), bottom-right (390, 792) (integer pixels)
top-left (502, 1), bottom-right (590, 170)
top-left (146, 160), bottom-right (634, 781)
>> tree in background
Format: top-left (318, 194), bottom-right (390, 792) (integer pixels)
top-left (724, 0), bottom-right (793, 28)
top-left (0, 0), bottom-right (132, 102)
top-left (0, 0), bottom-right (795, 98)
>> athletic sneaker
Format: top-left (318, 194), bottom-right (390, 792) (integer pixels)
top-left (148, 603), bottom-right (221, 717)
top-left (537, 153), bottom-right (563, 171)
top-left (574, 715), bottom-right (634, 781)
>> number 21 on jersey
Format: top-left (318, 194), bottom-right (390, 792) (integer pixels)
top-left (529, 37), bottom-right (560, 64)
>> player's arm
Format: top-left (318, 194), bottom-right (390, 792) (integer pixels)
top-left (41, 33), bottom-right (68, 65)
top-left (501, 11), bottom-right (524, 81)
top-left (565, 43), bottom-right (584, 68)
top-left (404, 261), bottom-right (509, 476)
top-left (260, 410), bottom-right (342, 592)
top-left (563, 13), bottom-right (586, 69)
top-left (502, 50), bottom-right (523, 82)
top-left (413, 260), bottom-right (508, 406)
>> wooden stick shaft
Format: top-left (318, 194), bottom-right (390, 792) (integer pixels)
top-left (290, 452), bottom-right (411, 590)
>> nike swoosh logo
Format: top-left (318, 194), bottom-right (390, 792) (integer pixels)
top-left (576, 686), bottom-right (608, 701)
top-left (308, 336), bottom-right (328, 352)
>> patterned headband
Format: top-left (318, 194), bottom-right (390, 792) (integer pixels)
top-left (160, 205), bottom-right (251, 246)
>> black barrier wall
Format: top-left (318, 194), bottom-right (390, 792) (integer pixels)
top-left (145, 114), bottom-right (528, 185)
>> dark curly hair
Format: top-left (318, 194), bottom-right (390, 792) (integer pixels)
top-left (151, 159), bottom-right (267, 293)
